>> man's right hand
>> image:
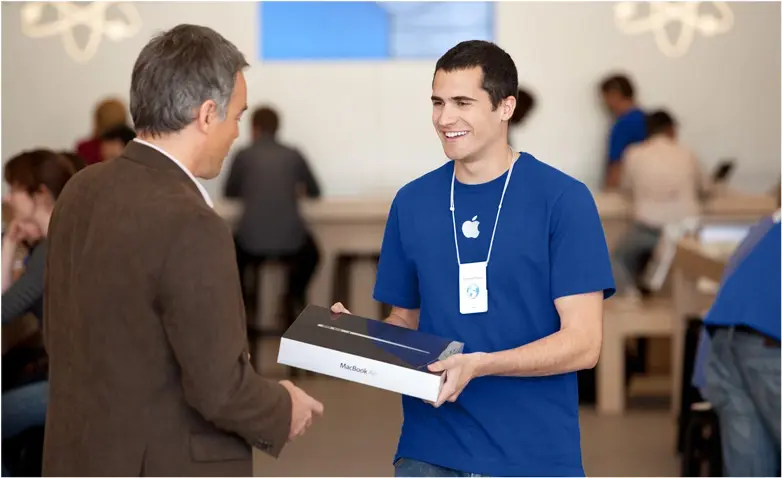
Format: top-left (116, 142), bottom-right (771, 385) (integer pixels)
top-left (330, 302), bottom-right (352, 314)
top-left (279, 380), bottom-right (324, 441)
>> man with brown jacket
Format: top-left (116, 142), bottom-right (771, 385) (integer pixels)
top-left (42, 24), bottom-right (323, 476)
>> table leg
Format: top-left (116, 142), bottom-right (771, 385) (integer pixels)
top-left (597, 328), bottom-right (626, 415)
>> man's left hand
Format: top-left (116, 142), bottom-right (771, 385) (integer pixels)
top-left (427, 353), bottom-right (484, 407)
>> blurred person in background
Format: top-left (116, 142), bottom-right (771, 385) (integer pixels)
top-left (698, 210), bottom-right (780, 476)
top-left (334, 40), bottom-right (613, 477)
top-left (1, 150), bottom-right (76, 476)
top-left (42, 24), bottom-right (322, 477)
top-left (224, 105), bottom-right (321, 325)
top-left (507, 86), bottom-right (535, 149)
top-left (75, 98), bottom-right (128, 165)
top-left (600, 73), bottom-right (646, 189)
top-left (99, 124), bottom-right (137, 162)
top-left (612, 110), bottom-right (708, 298)
top-left (59, 151), bottom-right (86, 172)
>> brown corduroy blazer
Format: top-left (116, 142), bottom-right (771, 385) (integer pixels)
top-left (42, 141), bottom-right (292, 476)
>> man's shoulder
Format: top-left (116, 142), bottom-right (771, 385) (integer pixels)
top-left (58, 157), bottom-right (217, 227)
top-left (393, 161), bottom-right (452, 205)
top-left (518, 152), bottom-right (587, 200)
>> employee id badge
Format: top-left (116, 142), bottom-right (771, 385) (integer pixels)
top-left (459, 261), bottom-right (488, 314)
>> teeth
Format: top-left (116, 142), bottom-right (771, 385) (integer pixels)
top-left (445, 131), bottom-right (467, 138)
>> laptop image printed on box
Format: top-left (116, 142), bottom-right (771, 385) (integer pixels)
top-left (278, 305), bottom-right (464, 401)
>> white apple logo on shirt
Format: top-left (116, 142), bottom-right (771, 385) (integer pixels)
top-left (462, 216), bottom-right (480, 239)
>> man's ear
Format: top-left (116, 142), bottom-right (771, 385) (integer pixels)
top-left (500, 96), bottom-right (517, 122)
top-left (195, 100), bottom-right (219, 133)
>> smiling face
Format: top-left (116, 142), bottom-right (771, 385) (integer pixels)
top-left (431, 66), bottom-right (514, 163)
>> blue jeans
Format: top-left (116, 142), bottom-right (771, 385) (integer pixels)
top-left (611, 222), bottom-right (661, 294)
top-left (2, 380), bottom-right (49, 439)
top-left (703, 328), bottom-right (780, 477)
top-left (394, 458), bottom-right (488, 477)
top-left (2, 380), bottom-right (48, 477)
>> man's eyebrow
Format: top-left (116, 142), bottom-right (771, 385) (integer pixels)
top-left (430, 95), bottom-right (477, 102)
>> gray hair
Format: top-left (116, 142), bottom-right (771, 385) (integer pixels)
top-left (130, 24), bottom-right (249, 137)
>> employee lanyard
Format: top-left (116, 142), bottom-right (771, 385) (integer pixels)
top-left (449, 156), bottom-right (516, 266)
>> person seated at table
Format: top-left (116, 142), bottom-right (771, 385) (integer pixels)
top-left (59, 151), bottom-right (86, 172)
top-left (75, 98), bottom-right (128, 166)
top-left (599, 73), bottom-right (647, 189)
top-left (693, 210), bottom-right (780, 477)
top-left (98, 125), bottom-right (136, 163)
top-left (612, 110), bottom-right (709, 297)
top-left (1, 149), bottom-right (76, 475)
top-left (223, 106), bottom-right (321, 324)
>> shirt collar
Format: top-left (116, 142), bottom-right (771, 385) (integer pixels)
top-left (132, 138), bottom-right (213, 208)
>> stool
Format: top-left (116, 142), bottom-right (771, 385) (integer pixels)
top-left (241, 258), bottom-right (307, 378)
top-left (678, 316), bottom-right (707, 453)
top-left (681, 402), bottom-right (722, 477)
top-left (333, 253), bottom-right (389, 319)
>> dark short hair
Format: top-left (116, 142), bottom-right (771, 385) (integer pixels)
top-left (600, 74), bottom-right (635, 99)
top-left (252, 107), bottom-right (279, 135)
top-left (130, 24), bottom-right (249, 137)
top-left (4, 149), bottom-right (76, 199)
top-left (646, 110), bottom-right (676, 136)
top-left (510, 87), bottom-right (535, 126)
top-left (434, 40), bottom-right (518, 109)
top-left (59, 151), bottom-right (86, 172)
top-left (100, 124), bottom-right (137, 145)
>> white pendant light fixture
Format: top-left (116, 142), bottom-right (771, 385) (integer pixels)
top-left (21, 2), bottom-right (142, 64)
top-left (614, 2), bottom-right (734, 58)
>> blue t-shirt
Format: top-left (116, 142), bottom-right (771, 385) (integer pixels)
top-left (692, 214), bottom-right (779, 389)
top-left (608, 108), bottom-right (647, 163)
top-left (373, 153), bottom-right (616, 477)
top-left (703, 219), bottom-right (781, 340)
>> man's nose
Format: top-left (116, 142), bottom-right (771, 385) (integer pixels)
top-left (437, 106), bottom-right (458, 127)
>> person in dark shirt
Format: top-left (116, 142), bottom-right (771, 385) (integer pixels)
top-left (1, 150), bottom-right (76, 475)
top-left (599, 74), bottom-right (647, 189)
top-left (99, 124), bottom-right (136, 162)
top-left (75, 98), bottom-right (128, 165)
top-left (224, 106), bottom-right (321, 325)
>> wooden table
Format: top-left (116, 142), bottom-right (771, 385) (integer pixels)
top-left (216, 190), bottom-right (773, 314)
top-left (215, 191), bottom-right (633, 312)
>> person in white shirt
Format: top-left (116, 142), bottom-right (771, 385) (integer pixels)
top-left (613, 109), bottom-right (709, 296)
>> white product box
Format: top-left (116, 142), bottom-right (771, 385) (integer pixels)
top-left (277, 305), bottom-right (464, 402)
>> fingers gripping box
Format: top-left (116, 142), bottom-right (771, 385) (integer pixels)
top-left (277, 305), bottom-right (464, 402)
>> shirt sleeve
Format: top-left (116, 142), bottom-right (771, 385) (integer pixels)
top-left (2, 242), bottom-right (46, 324)
top-left (372, 195), bottom-right (420, 309)
top-left (549, 182), bottom-right (616, 301)
top-left (295, 150), bottom-right (322, 199)
top-left (608, 121), bottom-right (630, 163)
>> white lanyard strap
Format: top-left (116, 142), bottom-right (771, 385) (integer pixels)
top-left (450, 158), bottom-right (515, 266)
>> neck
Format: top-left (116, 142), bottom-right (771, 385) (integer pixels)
top-left (615, 101), bottom-right (635, 116)
top-left (454, 141), bottom-right (515, 185)
top-left (33, 209), bottom-right (51, 237)
top-left (136, 132), bottom-right (201, 178)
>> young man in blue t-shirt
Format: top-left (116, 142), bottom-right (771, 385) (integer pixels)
top-left (700, 212), bottom-right (781, 477)
top-left (332, 40), bottom-right (615, 477)
top-left (599, 74), bottom-right (647, 189)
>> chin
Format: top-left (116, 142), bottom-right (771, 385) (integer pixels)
top-left (442, 147), bottom-right (475, 163)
